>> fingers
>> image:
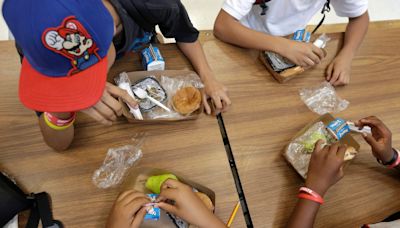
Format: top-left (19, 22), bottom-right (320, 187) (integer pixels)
top-left (157, 202), bottom-right (178, 215)
top-left (329, 67), bottom-right (340, 85)
top-left (362, 133), bottom-right (380, 149)
top-left (130, 207), bottom-right (147, 228)
top-left (81, 108), bottom-right (112, 126)
top-left (312, 46), bottom-right (325, 60)
top-left (313, 139), bottom-right (325, 154)
top-left (326, 62), bottom-right (334, 81)
top-left (122, 192), bottom-right (148, 206)
top-left (212, 95), bottom-right (223, 114)
top-left (94, 101), bottom-right (117, 122)
top-left (332, 72), bottom-right (347, 86)
top-left (117, 190), bottom-right (138, 202)
top-left (336, 144), bottom-right (347, 160)
top-left (106, 83), bottom-right (138, 108)
top-left (307, 52), bottom-right (321, 65)
top-left (125, 197), bottom-right (150, 218)
top-left (102, 91), bottom-right (124, 116)
top-left (359, 117), bottom-right (390, 135)
top-left (163, 178), bottom-right (181, 189)
top-left (202, 94), bottom-right (212, 115)
top-left (159, 188), bottom-right (178, 202)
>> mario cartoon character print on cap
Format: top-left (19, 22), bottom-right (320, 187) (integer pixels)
top-left (42, 16), bottom-right (100, 75)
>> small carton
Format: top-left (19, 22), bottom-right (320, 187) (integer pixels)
top-left (114, 70), bottom-right (204, 123)
top-left (122, 167), bottom-right (216, 228)
top-left (141, 44), bottom-right (165, 71)
top-left (283, 113), bottom-right (360, 179)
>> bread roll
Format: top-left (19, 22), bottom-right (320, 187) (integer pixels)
top-left (195, 192), bottom-right (214, 211)
top-left (172, 87), bottom-right (201, 115)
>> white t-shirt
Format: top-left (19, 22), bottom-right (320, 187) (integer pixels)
top-left (222, 0), bottom-right (368, 36)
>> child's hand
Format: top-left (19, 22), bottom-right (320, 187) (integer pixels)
top-left (203, 77), bottom-right (231, 115)
top-left (355, 116), bottom-right (394, 163)
top-left (305, 141), bottom-right (347, 196)
top-left (81, 82), bottom-right (138, 125)
top-left (280, 39), bottom-right (325, 68)
top-left (326, 53), bottom-right (352, 86)
top-left (106, 190), bottom-right (150, 228)
top-left (157, 179), bottom-right (225, 228)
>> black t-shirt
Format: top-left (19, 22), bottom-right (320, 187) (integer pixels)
top-left (109, 0), bottom-right (199, 57)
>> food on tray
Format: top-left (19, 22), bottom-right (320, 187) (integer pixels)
top-left (146, 174), bottom-right (178, 194)
top-left (302, 132), bottom-right (328, 153)
top-left (344, 146), bottom-right (357, 161)
top-left (284, 120), bottom-right (358, 179)
top-left (172, 86), bottom-right (202, 115)
top-left (132, 77), bottom-right (167, 111)
top-left (195, 192), bottom-right (214, 211)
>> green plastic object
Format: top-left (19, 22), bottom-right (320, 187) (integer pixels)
top-left (145, 174), bottom-right (178, 194)
top-left (302, 132), bottom-right (327, 153)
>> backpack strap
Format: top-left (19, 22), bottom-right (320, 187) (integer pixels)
top-left (26, 192), bottom-right (63, 228)
top-left (311, 0), bottom-right (331, 34)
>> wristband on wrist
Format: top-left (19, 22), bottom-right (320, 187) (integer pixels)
top-left (377, 148), bottom-right (399, 167)
top-left (387, 149), bottom-right (400, 169)
top-left (43, 112), bottom-right (76, 131)
top-left (298, 187), bottom-right (324, 204)
top-left (44, 112), bottom-right (76, 126)
top-left (298, 193), bottom-right (324, 204)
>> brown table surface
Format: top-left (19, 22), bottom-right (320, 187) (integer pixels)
top-left (0, 42), bottom-right (245, 227)
top-left (201, 22), bottom-right (400, 227)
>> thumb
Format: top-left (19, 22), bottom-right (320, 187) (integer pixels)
top-left (326, 62), bottom-right (334, 81)
top-left (130, 207), bottom-right (146, 228)
top-left (157, 202), bottom-right (178, 215)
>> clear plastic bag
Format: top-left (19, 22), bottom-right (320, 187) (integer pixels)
top-left (92, 133), bottom-right (146, 189)
top-left (299, 82), bottom-right (349, 115)
top-left (146, 74), bottom-right (204, 120)
top-left (284, 122), bottom-right (334, 178)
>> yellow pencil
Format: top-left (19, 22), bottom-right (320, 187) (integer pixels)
top-left (226, 201), bottom-right (241, 227)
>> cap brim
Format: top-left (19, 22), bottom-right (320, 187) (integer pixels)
top-left (19, 57), bottom-right (108, 112)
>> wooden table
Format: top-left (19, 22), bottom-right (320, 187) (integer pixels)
top-left (0, 42), bottom-right (245, 227)
top-left (201, 21), bottom-right (400, 227)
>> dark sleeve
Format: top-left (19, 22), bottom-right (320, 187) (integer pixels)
top-left (15, 42), bottom-right (24, 63)
top-left (146, 0), bottom-right (199, 43)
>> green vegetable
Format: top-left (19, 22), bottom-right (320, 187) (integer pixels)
top-left (302, 132), bottom-right (327, 153)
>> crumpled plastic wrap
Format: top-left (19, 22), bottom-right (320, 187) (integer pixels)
top-left (284, 121), bottom-right (335, 178)
top-left (92, 134), bottom-right (145, 189)
top-left (299, 82), bottom-right (349, 115)
top-left (146, 74), bottom-right (204, 119)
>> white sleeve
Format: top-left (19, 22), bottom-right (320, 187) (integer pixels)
top-left (331, 0), bottom-right (368, 18)
top-left (222, 0), bottom-right (256, 20)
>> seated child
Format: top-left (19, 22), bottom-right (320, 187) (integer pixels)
top-left (287, 116), bottom-right (399, 228)
top-left (2, 0), bottom-right (231, 151)
top-left (213, 0), bottom-right (369, 86)
top-left (106, 179), bottom-right (226, 228)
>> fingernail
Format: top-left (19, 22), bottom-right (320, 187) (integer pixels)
top-left (362, 133), bottom-right (367, 137)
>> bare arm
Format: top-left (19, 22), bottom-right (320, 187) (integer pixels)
top-left (341, 11), bottom-right (369, 58)
top-left (177, 41), bottom-right (231, 115)
top-left (326, 11), bottom-right (369, 86)
top-left (287, 200), bottom-right (320, 228)
top-left (287, 142), bottom-right (346, 228)
top-left (39, 112), bottom-right (74, 151)
top-left (213, 10), bottom-right (284, 53)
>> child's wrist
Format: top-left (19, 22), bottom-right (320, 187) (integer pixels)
top-left (304, 181), bottom-right (328, 197)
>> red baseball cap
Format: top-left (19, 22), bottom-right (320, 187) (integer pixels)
top-left (3, 0), bottom-right (114, 112)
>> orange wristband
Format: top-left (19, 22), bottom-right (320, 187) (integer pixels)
top-left (298, 193), bottom-right (324, 204)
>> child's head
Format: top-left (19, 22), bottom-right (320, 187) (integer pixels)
top-left (2, 0), bottom-right (115, 112)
